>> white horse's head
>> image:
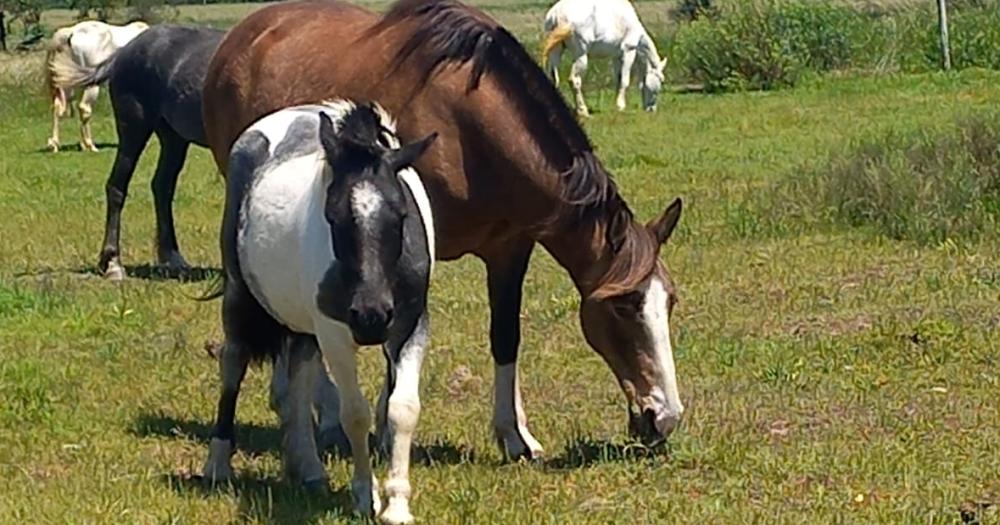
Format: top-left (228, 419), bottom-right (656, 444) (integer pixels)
top-left (640, 58), bottom-right (666, 113)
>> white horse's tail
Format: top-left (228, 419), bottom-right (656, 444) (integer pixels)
top-left (48, 46), bottom-right (118, 92)
top-left (44, 28), bottom-right (75, 102)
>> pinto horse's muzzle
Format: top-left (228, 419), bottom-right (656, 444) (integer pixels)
top-left (348, 305), bottom-right (393, 346)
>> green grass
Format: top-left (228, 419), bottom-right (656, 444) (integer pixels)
top-left (1, 2), bottom-right (999, 523)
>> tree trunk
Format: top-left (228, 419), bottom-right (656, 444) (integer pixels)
top-left (0, 11), bottom-right (7, 52)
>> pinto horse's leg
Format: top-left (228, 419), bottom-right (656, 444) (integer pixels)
top-left (316, 323), bottom-right (380, 517)
top-left (484, 240), bottom-right (544, 460)
top-left (98, 109), bottom-right (153, 281)
top-left (203, 340), bottom-right (249, 484)
top-left (78, 85), bottom-right (100, 152)
top-left (276, 335), bottom-right (328, 487)
top-left (151, 127), bottom-right (192, 273)
top-left (616, 48), bottom-right (637, 112)
top-left (379, 314), bottom-right (429, 525)
top-left (313, 345), bottom-right (350, 456)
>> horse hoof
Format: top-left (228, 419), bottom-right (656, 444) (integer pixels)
top-left (351, 477), bottom-right (382, 518)
top-left (47, 139), bottom-right (59, 153)
top-left (160, 252), bottom-right (191, 275)
top-left (380, 500), bottom-right (415, 525)
top-left (202, 437), bottom-right (235, 485)
top-left (103, 262), bottom-right (126, 282)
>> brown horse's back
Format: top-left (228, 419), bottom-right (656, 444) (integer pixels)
top-left (203, 0), bottom-right (377, 170)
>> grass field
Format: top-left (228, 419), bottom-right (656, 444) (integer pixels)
top-left (1, 1), bottom-right (999, 523)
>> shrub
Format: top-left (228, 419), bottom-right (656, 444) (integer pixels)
top-left (673, 0), bottom-right (862, 91)
top-left (671, 0), bottom-right (716, 22)
top-left (754, 114), bottom-right (1000, 244)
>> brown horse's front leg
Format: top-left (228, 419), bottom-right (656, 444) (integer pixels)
top-left (483, 239), bottom-right (544, 460)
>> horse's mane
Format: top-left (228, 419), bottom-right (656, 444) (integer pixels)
top-left (370, 0), bottom-right (657, 297)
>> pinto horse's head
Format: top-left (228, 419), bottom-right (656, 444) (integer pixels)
top-left (318, 104), bottom-right (437, 346)
top-left (578, 198), bottom-right (684, 446)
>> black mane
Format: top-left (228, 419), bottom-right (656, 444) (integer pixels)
top-left (370, 0), bottom-right (630, 224)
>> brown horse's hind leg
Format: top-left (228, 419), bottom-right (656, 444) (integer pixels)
top-left (151, 127), bottom-right (192, 273)
top-left (483, 239), bottom-right (545, 460)
top-left (98, 112), bottom-right (153, 280)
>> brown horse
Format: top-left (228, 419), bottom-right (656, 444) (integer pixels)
top-left (204, 0), bottom-right (684, 465)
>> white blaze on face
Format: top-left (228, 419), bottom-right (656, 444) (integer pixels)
top-left (350, 181), bottom-right (383, 232)
top-left (641, 276), bottom-right (684, 435)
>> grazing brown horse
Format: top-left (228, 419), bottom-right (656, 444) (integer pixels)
top-left (203, 0), bottom-right (685, 464)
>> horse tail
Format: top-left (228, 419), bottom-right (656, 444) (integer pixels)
top-left (196, 273), bottom-right (226, 301)
top-left (541, 22), bottom-right (572, 61)
top-left (48, 48), bottom-right (118, 93)
top-left (44, 28), bottom-right (74, 101)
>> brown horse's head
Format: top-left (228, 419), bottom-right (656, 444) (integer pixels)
top-left (578, 198), bottom-right (684, 446)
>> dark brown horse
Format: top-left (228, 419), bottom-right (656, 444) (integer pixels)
top-left (203, 0), bottom-right (685, 462)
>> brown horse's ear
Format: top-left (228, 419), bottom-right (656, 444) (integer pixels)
top-left (318, 111), bottom-right (341, 159)
top-left (387, 132), bottom-right (438, 172)
top-left (647, 197), bottom-right (682, 245)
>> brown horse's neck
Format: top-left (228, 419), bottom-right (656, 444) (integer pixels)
top-left (539, 212), bottom-right (615, 297)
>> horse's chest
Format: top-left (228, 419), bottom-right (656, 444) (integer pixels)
top-left (238, 161), bottom-right (333, 333)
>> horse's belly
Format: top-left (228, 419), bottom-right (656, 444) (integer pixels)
top-left (238, 162), bottom-right (330, 334)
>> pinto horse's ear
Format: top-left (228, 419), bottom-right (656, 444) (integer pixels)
top-left (647, 197), bottom-right (682, 245)
top-left (318, 111), bottom-right (341, 159)
top-left (386, 132), bottom-right (438, 172)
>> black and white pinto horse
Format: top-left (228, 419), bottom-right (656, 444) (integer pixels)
top-left (203, 101), bottom-right (437, 524)
top-left (49, 25), bottom-right (224, 280)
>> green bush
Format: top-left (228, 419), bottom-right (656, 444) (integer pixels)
top-left (673, 0), bottom-right (862, 91)
top-left (754, 114), bottom-right (1000, 244)
top-left (672, 0), bottom-right (1000, 91)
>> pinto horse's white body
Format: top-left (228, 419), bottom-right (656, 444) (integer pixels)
top-left (45, 20), bottom-right (148, 152)
top-left (543, 0), bottom-right (665, 114)
top-left (205, 101), bottom-right (435, 524)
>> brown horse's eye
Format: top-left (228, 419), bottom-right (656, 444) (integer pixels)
top-left (610, 292), bottom-right (642, 318)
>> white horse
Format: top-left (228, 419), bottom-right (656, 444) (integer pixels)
top-left (45, 20), bottom-right (148, 152)
top-left (543, 0), bottom-right (666, 115)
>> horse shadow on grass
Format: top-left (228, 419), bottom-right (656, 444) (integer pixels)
top-left (544, 436), bottom-right (669, 470)
top-left (132, 412), bottom-right (476, 465)
top-left (31, 142), bottom-right (119, 154)
top-left (165, 471), bottom-right (355, 525)
top-left (136, 412), bottom-right (475, 523)
top-left (74, 263), bottom-right (221, 283)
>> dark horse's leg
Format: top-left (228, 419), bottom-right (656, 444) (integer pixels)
top-left (203, 275), bottom-right (284, 484)
top-left (98, 102), bottom-right (153, 280)
top-left (484, 239), bottom-right (544, 460)
top-left (151, 126), bottom-right (191, 272)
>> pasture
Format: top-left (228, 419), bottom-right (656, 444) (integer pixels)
top-left (1, 0), bottom-right (999, 523)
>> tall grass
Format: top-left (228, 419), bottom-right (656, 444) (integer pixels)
top-left (746, 113), bottom-right (1000, 244)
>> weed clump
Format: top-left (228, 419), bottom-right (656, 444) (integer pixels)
top-left (754, 114), bottom-right (1000, 244)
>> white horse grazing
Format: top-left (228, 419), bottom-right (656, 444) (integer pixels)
top-left (45, 20), bottom-right (148, 152)
top-left (543, 0), bottom-right (666, 115)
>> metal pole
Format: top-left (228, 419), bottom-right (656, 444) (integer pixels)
top-left (937, 0), bottom-right (951, 70)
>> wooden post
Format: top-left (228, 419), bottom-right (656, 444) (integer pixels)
top-left (937, 0), bottom-right (951, 70)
